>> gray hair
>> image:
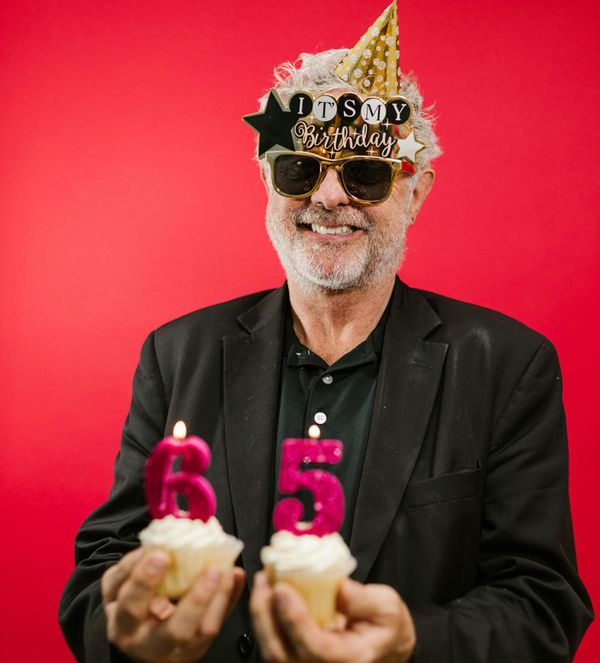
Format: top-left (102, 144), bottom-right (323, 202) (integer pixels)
top-left (257, 48), bottom-right (442, 171)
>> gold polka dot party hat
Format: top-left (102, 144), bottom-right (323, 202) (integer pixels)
top-left (334, 1), bottom-right (400, 98)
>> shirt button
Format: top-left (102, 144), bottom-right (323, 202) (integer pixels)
top-left (238, 632), bottom-right (254, 658)
top-left (321, 375), bottom-right (333, 385)
top-left (314, 412), bottom-right (327, 424)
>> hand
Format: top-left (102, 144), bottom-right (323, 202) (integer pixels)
top-left (250, 571), bottom-right (415, 663)
top-left (101, 548), bottom-right (246, 662)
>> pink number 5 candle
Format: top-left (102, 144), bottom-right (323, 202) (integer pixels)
top-left (145, 420), bottom-right (216, 522)
top-left (273, 425), bottom-right (344, 536)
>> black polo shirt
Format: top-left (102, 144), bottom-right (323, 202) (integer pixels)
top-left (272, 302), bottom-right (388, 542)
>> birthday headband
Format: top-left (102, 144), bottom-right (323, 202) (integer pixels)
top-left (243, 1), bottom-right (426, 168)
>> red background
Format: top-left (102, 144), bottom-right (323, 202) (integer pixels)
top-left (1, 0), bottom-right (598, 659)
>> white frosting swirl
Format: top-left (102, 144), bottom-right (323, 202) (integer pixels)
top-left (138, 515), bottom-right (227, 551)
top-left (261, 531), bottom-right (356, 576)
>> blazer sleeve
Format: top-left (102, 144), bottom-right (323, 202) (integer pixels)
top-left (410, 340), bottom-right (593, 662)
top-left (59, 332), bottom-right (167, 663)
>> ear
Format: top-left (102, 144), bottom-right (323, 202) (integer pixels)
top-left (259, 161), bottom-right (271, 197)
top-left (408, 169), bottom-right (435, 220)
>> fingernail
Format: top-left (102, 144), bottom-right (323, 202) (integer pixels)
top-left (205, 567), bottom-right (221, 586)
top-left (274, 590), bottom-right (289, 611)
top-left (253, 573), bottom-right (266, 588)
top-left (146, 552), bottom-right (169, 575)
top-left (131, 548), bottom-right (144, 562)
top-left (150, 597), bottom-right (174, 620)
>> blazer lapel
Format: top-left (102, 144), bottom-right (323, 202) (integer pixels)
top-left (350, 281), bottom-right (448, 582)
top-left (223, 285), bottom-right (287, 580)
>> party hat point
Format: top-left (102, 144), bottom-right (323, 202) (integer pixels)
top-left (334, 1), bottom-right (400, 98)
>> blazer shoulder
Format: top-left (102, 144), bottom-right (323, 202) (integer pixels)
top-left (152, 288), bottom-right (277, 343)
top-left (413, 286), bottom-right (554, 360)
top-left (137, 288), bottom-right (283, 386)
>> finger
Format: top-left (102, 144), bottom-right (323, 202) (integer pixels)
top-left (250, 572), bottom-right (289, 662)
top-left (200, 569), bottom-right (237, 637)
top-left (226, 567), bottom-right (246, 617)
top-left (337, 580), bottom-right (401, 623)
top-left (340, 581), bottom-right (416, 660)
top-left (272, 582), bottom-right (325, 660)
top-left (114, 550), bottom-right (171, 633)
top-left (101, 548), bottom-right (144, 604)
top-left (327, 613), bottom-right (347, 632)
top-left (164, 567), bottom-right (223, 642)
top-left (274, 584), bottom-right (358, 662)
top-left (149, 596), bottom-right (176, 621)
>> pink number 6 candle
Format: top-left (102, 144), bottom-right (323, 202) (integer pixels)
top-left (273, 425), bottom-right (344, 536)
top-left (145, 421), bottom-right (216, 522)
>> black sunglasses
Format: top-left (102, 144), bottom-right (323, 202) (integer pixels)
top-left (266, 151), bottom-right (415, 205)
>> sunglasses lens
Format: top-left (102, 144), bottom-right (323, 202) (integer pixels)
top-left (274, 155), bottom-right (321, 196)
top-left (342, 159), bottom-right (393, 202)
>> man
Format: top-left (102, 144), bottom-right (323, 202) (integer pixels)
top-left (60, 4), bottom-right (592, 662)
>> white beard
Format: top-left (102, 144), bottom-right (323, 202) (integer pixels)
top-left (266, 203), bottom-right (410, 293)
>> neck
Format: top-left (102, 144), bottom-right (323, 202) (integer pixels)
top-left (287, 275), bottom-right (396, 365)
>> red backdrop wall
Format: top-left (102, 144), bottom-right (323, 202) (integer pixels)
top-left (1, 0), bottom-right (598, 659)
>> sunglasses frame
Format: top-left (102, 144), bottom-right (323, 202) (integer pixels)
top-left (266, 149), bottom-right (415, 205)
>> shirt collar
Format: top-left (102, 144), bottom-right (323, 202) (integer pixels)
top-left (284, 295), bottom-right (390, 370)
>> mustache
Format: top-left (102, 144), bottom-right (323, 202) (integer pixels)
top-left (291, 204), bottom-right (373, 231)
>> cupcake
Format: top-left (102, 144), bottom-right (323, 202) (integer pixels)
top-left (139, 421), bottom-right (244, 599)
top-left (138, 514), bottom-right (244, 599)
top-left (260, 530), bottom-right (356, 626)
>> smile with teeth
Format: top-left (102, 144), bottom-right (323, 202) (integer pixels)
top-left (310, 224), bottom-right (357, 235)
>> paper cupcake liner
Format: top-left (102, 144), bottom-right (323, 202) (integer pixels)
top-left (266, 557), bottom-right (357, 627)
top-left (148, 535), bottom-right (244, 599)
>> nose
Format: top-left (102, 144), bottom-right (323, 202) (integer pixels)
top-left (310, 167), bottom-right (350, 210)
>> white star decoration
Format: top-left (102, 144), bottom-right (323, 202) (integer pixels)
top-left (396, 130), bottom-right (425, 163)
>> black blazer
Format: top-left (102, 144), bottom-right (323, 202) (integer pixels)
top-left (59, 280), bottom-right (593, 662)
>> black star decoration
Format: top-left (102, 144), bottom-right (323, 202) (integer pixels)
top-left (243, 90), bottom-right (298, 158)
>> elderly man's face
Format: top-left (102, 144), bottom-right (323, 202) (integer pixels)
top-left (264, 161), bottom-right (433, 292)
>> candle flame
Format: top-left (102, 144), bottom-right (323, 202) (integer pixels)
top-left (308, 424), bottom-right (321, 440)
top-left (173, 420), bottom-right (187, 440)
